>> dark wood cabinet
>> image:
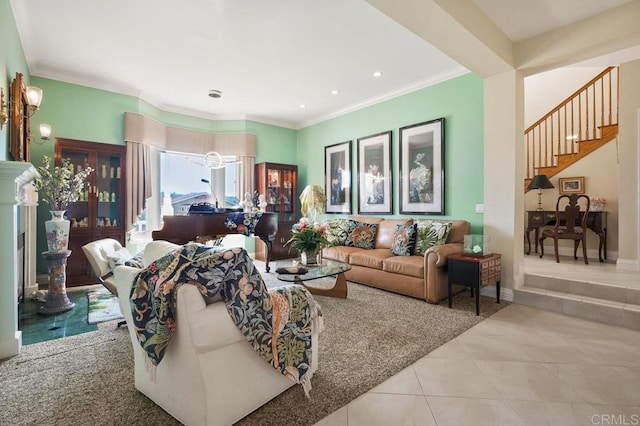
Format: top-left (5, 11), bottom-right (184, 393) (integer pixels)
top-left (55, 138), bottom-right (126, 287)
top-left (254, 162), bottom-right (298, 260)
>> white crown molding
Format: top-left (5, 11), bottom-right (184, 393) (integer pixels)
top-left (296, 67), bottom-right (469, 129)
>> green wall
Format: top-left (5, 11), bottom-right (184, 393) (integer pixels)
top-left (297, 73), bottom-right (485, 232)
top-left (1, 0), bottom-right (30, 161)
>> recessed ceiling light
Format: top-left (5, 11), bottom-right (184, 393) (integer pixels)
top-left (331, 89), bottom-right (339, 95)
top-left (208, 89), bottom-right (222, 99)
top-left (300, 104), bottom-right (307, 108)
top-left (372, 71), bottom-right (383, 78)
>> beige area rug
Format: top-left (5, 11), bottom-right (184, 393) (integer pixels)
top-left (0, 272), bottom-right (506, 426)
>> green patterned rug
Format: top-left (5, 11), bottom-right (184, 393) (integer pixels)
top-left (87, 288), bottom-right (123, 324)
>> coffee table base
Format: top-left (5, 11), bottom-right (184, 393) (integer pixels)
top-left (293, 272), bottom-right (348, 298)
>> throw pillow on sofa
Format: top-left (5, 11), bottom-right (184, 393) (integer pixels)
top-left (414, 220), bottom-right (452, 256)
top-left (322, 218), bottom-right (350, 246)
top-left (345, 219), bottom-right (378, 249)
top-left (390, 223), bottom-right (417, 256)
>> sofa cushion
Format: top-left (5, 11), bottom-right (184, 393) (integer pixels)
top-left (414, 220), bottom-right (452, 256)
top-left (382, 255), bottom-right (424, 279)
top-left (322, 218), bottom-right (349, 246)
top-left (349, 248), bottom-right (395, 270)
top-left (375, 218), bottom-right (413, 248)
top-left (345, 219), bottom-right (378, 249)
top-left (390, 223), bottom-right (417, 256)
top-left (322, 245), bottom-right (363, 263)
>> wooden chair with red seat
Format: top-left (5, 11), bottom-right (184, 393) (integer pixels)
top-left (539, 194), bottom-right (591, 264)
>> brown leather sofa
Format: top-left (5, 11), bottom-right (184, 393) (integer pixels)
top-left (321, 216), bottom-right (470, 304)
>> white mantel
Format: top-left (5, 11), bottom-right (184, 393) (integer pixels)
top-left (0, 161), bottom-right (39, 360)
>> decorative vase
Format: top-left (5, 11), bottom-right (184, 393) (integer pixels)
top-left (301, 249), bottom-right (319, 266)
top-left (45, 210), bottom-right (71, 252)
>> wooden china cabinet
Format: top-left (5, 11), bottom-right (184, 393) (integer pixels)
top-left (254, 162), bottom-right (298, 260)
top-left (54, 138), bottom-right (126, 287)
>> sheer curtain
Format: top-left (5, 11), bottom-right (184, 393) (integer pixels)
top-left (237, 155), bottom-right (255, 202)
top-left (125, 141), bottom-right (152, 234)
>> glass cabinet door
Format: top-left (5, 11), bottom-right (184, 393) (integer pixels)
top-left (96, 152), bottom-right (123, 228)
top-left (61, 148), bottom-right (90, 229)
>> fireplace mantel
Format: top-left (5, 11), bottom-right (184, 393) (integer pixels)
top-left (0, 161), bottom-right (39, 359)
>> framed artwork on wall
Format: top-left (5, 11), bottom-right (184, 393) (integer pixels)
top-left (558, 176), bottom-right (585, 194)
top-left (324, 140), bottom-right (352, 214)
top-left (8, 72), bottom-right (31, 162)
top-left (357, 131), bottom-right (392, 214)
top-left (399, 118), bottom-right (445, 214)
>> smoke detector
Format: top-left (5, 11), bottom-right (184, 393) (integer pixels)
top-left (208, 89), bottom-right (222, 99)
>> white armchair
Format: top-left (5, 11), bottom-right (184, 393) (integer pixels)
top-left (114, 241), bottom-right (320, 426)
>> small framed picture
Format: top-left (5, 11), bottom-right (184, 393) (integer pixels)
top-left (357, 131), bottom-right (392, 214)
top-left (324, 141), bottom-right (352, 214)
top-left (558, 176), bottom-right (585, 194)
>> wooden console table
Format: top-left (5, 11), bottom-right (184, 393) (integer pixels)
top-left (525, 210), bottom-right (607, 262)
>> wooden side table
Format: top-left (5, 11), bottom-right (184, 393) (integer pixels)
top-left (447, 252), bottom-right (501, 315)
top-left (40, 250), bottom-right (75, 315)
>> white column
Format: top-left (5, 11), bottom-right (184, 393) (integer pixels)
top-left (484, 70), bottom-right (526, 294)
top-left (0, 161), bottom-right (39, 360)
top-left (23, 183), bottom-right (39, 297)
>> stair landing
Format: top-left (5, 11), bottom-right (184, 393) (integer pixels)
top-left (516, 255), bottom-right (640, 330)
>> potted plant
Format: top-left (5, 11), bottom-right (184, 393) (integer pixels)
top-left (284, 218), bottom-right (330, 265)
top-left (33, 155), bottom-right (93, 251)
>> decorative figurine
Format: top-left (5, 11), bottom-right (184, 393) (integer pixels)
top-left (241, 192), bottom-right (254, 212)
top-left (258, 194), bottom-right (268, 212)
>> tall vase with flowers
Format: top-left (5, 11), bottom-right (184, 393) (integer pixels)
top-left (33, 155), bottom-right (93, 252)
top-left (284, 218), bottom-right (330, 265)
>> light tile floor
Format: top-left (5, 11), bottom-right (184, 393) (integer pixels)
top-left (315, 303), bottom-right (640, 425)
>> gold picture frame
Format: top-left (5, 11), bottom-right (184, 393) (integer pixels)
top-left (8, 73), bottom-right (31, 162)
top-left (558, 176), bottom-right (585, 194)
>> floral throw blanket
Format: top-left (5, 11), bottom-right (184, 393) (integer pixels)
top-left (224, 212), bottom-right (263, 236)
top-left (129, 243), bottom-right (322, 395)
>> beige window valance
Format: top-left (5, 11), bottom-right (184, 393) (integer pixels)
top-left (123, 112), bottom-right (256, 156)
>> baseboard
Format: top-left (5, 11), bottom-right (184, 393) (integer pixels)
top-left (0, 331), bottom-right (21, 360)
top-left (616, 258), bottom-right (639, 271)
top-left (480, 285), bottom-right (513, 302)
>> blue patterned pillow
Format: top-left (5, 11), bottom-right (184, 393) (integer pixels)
top-left (390, 224), bottom-right (417, 256)
top-left (345, 219), bottom-right (378, 249)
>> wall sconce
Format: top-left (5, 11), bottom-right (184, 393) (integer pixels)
top-left (39, 123), bottom-right (52, 141)
top-left (0, 85), bottom-right (46, 128)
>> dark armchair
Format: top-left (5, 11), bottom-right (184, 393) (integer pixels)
top-left (539, 194), bottom-right (591, 264)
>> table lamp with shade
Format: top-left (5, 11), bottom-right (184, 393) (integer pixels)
top-left (299, 184), bottom-right (326, 223)
top-left (527, 174), bottom-right (554, 211)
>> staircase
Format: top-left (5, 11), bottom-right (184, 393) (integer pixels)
top-left (524, 67), bottom-right (619, 189)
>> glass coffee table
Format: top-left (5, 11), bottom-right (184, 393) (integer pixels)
top-left (275, 259), bottom-right (351, 298)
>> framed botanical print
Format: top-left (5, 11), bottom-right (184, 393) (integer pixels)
top-left (399, 118), bottom-right (445, 214)
top-left (324, 141), bottom-right (352, 214)
top-left (357, 131), bottom-right (392, 214)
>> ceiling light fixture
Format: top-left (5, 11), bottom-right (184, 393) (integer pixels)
top-left (373, 71), bottom-right (383, 78)
top-left (300, 104), bottom-right (306, 108)
top-left (208, 89), bottom-right (222, 99)
top-left (331, 90), bottom-right (339, 95)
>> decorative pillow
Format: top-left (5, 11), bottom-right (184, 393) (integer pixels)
top-left (105, 247), bottom-right (134, 269)
top-left (414, 220), bottom-right (452, 256)
top-left (322, 218), bottom-right (349, 246)
top-left (390, 224), bottom-right (418, 256)
top-left (124, 251), bottom-right (144, 268)
top-left (345, 219), bottom-right (378, 249)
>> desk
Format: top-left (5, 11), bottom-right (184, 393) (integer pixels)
top-left (525, 210), bottom-right (607, 262)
